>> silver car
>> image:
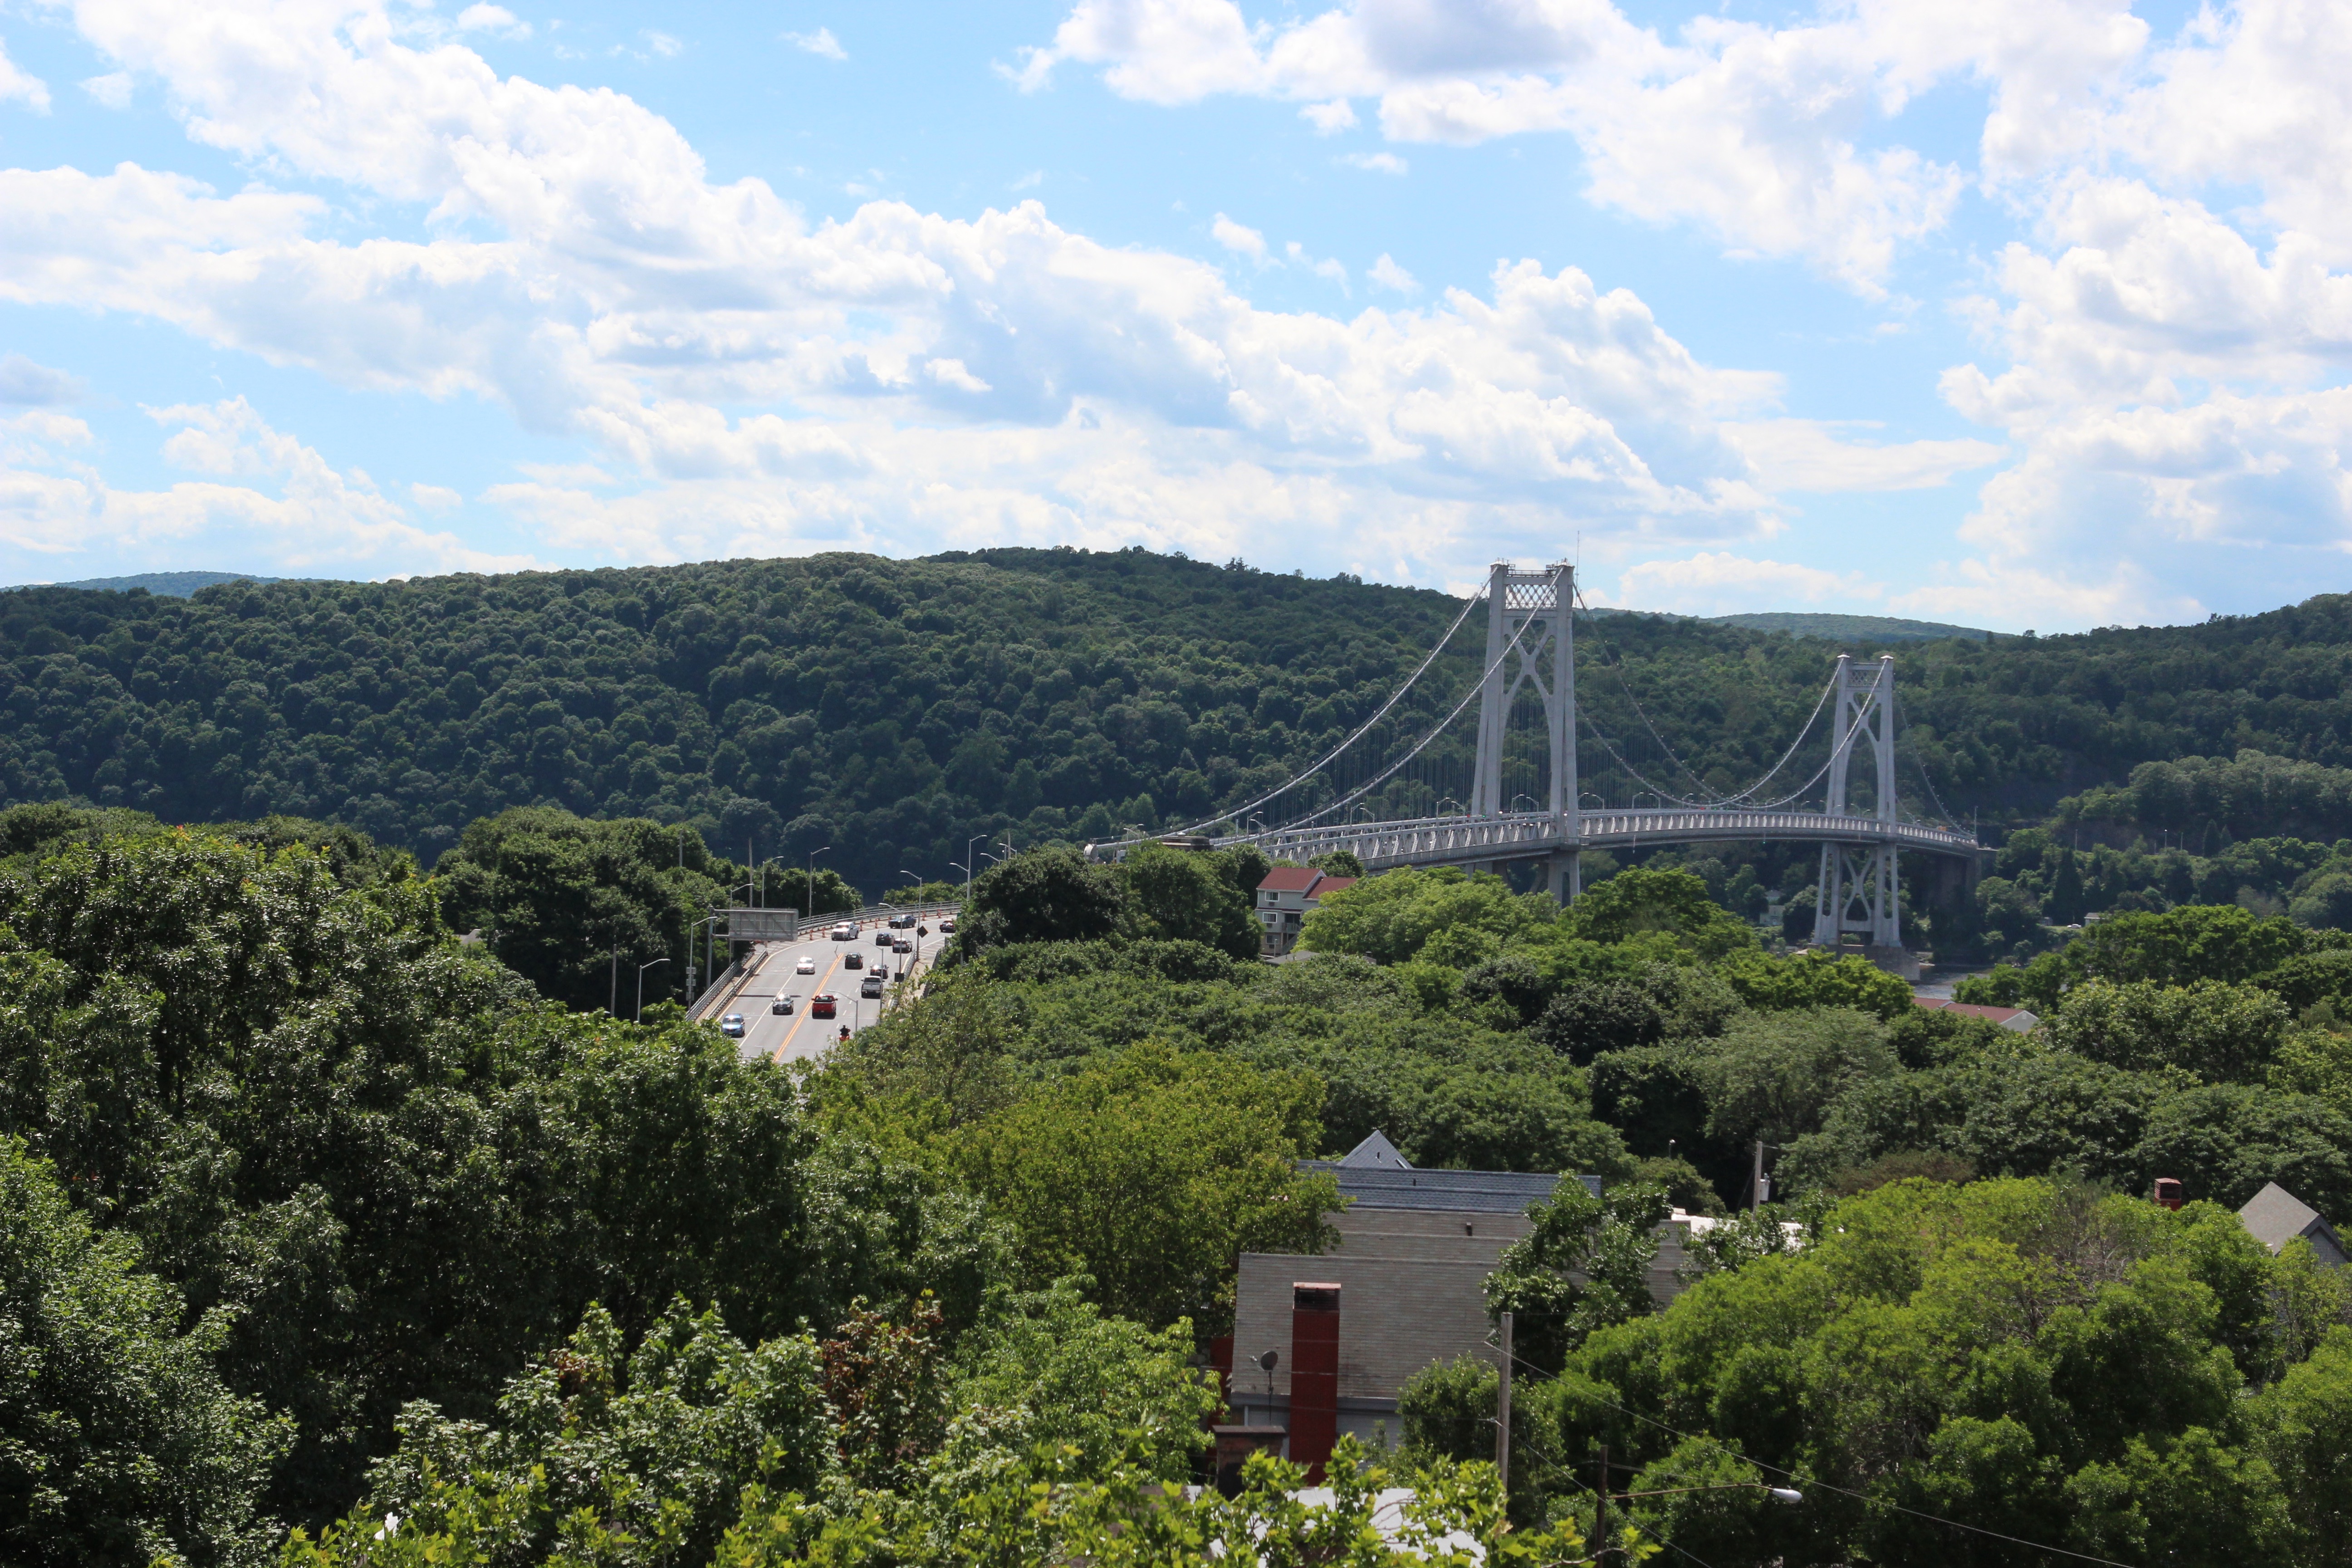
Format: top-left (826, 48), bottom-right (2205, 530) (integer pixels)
top-left (720, 1014), bottom-right (746, 1038)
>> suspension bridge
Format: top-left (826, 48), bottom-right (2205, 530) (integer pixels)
top-left (1087, 562), bottom-right (1981, 958)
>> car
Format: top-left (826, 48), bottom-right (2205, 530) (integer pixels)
top-left (874, 930), bottom-right (895, 946)
top-left (892, 936), bottom-right (912, 953)
top-left (859, 975), bottom-right (884, 998)
top-left (939, 916), bottom-right (957, 933)
top-left (770, 996), bottom-right (796, 1015)
top-left (719, 1014), bottom-right (746, 1038)
top-left (809, 993), bottom-right (838, 1019)
top-left (795, 956), bottom-right (817, 975)
top-left (830, 922), bottom-right (856, 941)
top-left (843, 951), bottom-right (863, 970)
top-left (889, 912), bottom-right (916, 929)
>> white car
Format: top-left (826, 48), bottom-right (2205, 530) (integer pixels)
top-left (795, 956), bottom-right (817, 975)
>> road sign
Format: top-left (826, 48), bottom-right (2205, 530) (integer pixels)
top-left (725, 908), bottom-right (799, 941)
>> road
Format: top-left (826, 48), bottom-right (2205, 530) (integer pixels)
top-left (707, 909), bottom-right (952, 1067)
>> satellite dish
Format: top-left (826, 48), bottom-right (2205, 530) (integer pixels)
top-left (1254, 1349), bottom-right (1279, 1372)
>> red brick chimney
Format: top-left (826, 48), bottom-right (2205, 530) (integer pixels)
top-left (1290, 1282), bottom-right (1340, 1482)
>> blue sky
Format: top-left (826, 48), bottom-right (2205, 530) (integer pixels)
top-left (1, 0), bottom-right (2346, 630)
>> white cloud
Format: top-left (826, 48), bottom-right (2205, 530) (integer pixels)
top-left (1614, 551), bottom-right (1882, 616)
top-left (1368, 253), bottom-right (1416, 293)
top-left (0, 397), bottom-right (530, 569)
top-left (1211, 212), bottom-right (1267, 259)
top-left (1300, 97), bottom-right (1356, 132)
top-left (1339, 150), bottom-right (1406, 175)
top-left (1018, 0), bottom-right (2156, 294)
top-left (641, 29), bottom-right (682, 58)
top-left (1724, 421), bottom-right (2003, 493)
top-left (409, 481), bottom-right (463, 510)
top-left (783, 27), bottom-right (847, 61)
top-left (0, 356), bottom-right (84, 407)
top-left (81, 71), bottom-right (135, 109)
top-left (456, 5), bottom-right (532, 40)
top-left (0, 36), bottom-right (51, 113)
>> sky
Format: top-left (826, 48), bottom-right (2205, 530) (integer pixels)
top-left (0, 0), bottom-right (2347, 631)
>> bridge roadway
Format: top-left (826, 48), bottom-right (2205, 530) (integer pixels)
top-left (1103, 807), bottom-right (1979, 872)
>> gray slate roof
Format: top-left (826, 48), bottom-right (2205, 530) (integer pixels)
top-left (2239, 1181), bottom-right (2347, 1265)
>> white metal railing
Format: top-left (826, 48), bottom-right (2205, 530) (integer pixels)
top-left (1094, 808), bottom-right (1976, 868)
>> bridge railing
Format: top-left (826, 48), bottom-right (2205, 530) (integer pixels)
top-left (1089, 806), bottom-right (1978, 866)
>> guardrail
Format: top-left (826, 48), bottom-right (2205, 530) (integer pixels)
top-left (686, 902), bottom-right (962, 1022)
top-left (1091, 809), bottom-right (1979, 869)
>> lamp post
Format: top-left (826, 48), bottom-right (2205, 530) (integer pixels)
top-left (807, 845), bottom-right (831, 924)
top-left (964, 835), bottom-right (988, 899)
top-left (636, 957), bottom-right (668, 1021)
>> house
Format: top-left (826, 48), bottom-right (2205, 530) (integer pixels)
top-left (1254, 867), bottom-right (1358, 957)
top-left (1911, 996), bottom-right (2040, 1031)
top-left (1220, 1132), bottom-right (1691, 1474)
top-left (2238, 1182), bottom-right (2347, 1267)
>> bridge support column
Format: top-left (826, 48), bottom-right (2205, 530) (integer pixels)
top-left (1813, 654), bottom-right (1905, 953)
top-left (1548, 850), bottom-right (1581, 904)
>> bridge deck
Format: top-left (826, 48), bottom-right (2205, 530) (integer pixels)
top-left (1096, 808), bottom-right (1978, 870)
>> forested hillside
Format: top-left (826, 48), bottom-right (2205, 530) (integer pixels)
top-left (5, 547), bottom-right (2352, 897)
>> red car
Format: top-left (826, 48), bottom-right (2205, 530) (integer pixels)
top-left (809, 993), bottom-right (838, 1019)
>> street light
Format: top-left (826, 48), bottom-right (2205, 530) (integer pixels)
top-left (636, 957), bottom-right (668, 1021)
top-left (1511, 793), bottom-right (1537, 814)
top-left (964, 834), bottom-right (988, 899)
top-left (807, 845), bottom-right (831, 925)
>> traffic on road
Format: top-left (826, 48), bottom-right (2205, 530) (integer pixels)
top-left (705, 908), bottom-right (952, 1066)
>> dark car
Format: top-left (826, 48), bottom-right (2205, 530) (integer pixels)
top-left (888, 912), bottom-right (916, 929)
top-left (809, 993), bottom-right (838, 1019)
top-left (770, 995), bottom-right (796, 1015)
top-left (843, 951), bottom-right (864, 969)
top-left (874, 930), bottom-right (895, 946)
top-left (859, 975), bottom-right (884, 998)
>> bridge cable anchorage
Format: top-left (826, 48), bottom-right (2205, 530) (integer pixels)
top-left (1162, 582), bottom-right (1488, 840)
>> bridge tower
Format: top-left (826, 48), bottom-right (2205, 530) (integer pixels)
top-left (1812, 654), bottom-right (1903, 951)
top-left (1470, 561), bottom-right (1580, 901)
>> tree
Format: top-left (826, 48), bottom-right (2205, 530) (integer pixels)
top-left (1485, 1178), bottom-right (1671, 1370)
top-left (0, 1137), bottom-right (290, 1568)
top-left (1299, 866), bottom-right (1548, 966)
top-left (2047, 979), bottom-right (2291, 1082)
top-left (1715, 949), bottom-right (1915, 1019)
top-left (1563, 867), bottom-right (1757, 960)
top-left (957, 843), bottom-right (1126, 952)
top-left (951, 1044), bottom-right (1338, 1333)
top-left (1693, 1007), bottom-right (1899, 1150)
top-left (1120, 843), bottom-right (1260, 959)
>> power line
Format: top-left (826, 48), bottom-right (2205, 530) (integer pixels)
top-left (1497, 1348), bottom-right (2143, 1568)
top-left (1502, 1426), bottom-right (1718, 1568)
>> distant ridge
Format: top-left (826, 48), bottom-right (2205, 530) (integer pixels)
top-left (1707, 611), bottom-right (1991, 643)
top-left (43, 571), bottom-right (288, 598)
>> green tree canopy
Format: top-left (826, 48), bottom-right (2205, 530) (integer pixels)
top-left (0, 1137), bottom-right (290, 1568)
top-left (951, 1043), bottom-right (1338, 1333)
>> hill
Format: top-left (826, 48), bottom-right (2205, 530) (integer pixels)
top-left (44, 569), bottom-right (290, 596)
top-left (1, 547), bottom-right (2350, 893)
top-left (1707, 609), bottom-right (1990, 642)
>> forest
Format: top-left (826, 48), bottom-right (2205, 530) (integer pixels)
top-left (9, 547), bottom-right (2352, 911)
top-left (10, 804), bottom-right (2352, 1566)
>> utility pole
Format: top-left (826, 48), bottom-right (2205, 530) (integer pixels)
top-left (1594, 1443), bottom-right (1610, 1561)
top-left (1495, 1310), bottom-right (1514, 1493)
top-left (609, 939), bottom-right (618, 1018)
top-left (1753, 1138), bottom-right (1766, 1215)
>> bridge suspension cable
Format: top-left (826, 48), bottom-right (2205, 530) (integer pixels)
top-left (1166, 582), bottom-right (1488, 838)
